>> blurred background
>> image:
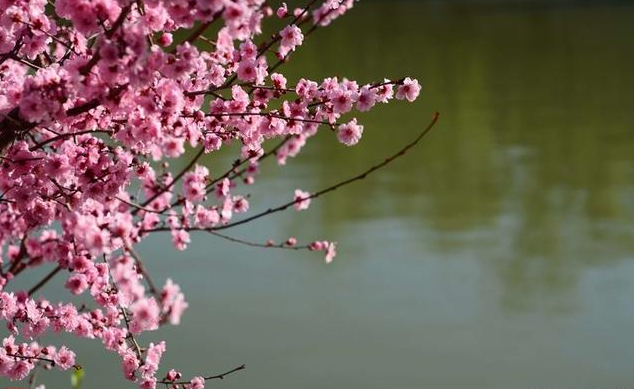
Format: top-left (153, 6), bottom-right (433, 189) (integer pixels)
top-left (4, 0), bottom-right (634, 388)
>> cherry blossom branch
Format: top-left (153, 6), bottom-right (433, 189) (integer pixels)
top-left (135, 148), bottom-right (205, 212)
top-left (1, 83), bottom-right (127, 154)
top-left (8, 354), bottom-right (54, 365)
top-left (239, 84), bottom-right (296, 93)
top-left (167, 135), bottom-right (291, 211)
top-left (0, 0), bottom-right (428, 385)
top-left (23, 21), bottom-right (78, 54)
top-left (0, 39), bottom-right (22, 66)
top-left (117, 196), bottom-right (164, 214)
top-left (144, 112), bottom-right (439, 235)
top-left (124, 243), bottom-right (160, 299)
top-left (201, 230), bottom-right (309, 250)
top-left (185, 0), bottom-right (320, 97)
top-left (120, 307), bottom-right (144, 360)
top-left (256, 0), bottom-right (320, 58)
top-left (0, 108), bottom-right (33, 152)
top-left (6, 235), bottom-right (28, 276)
top-left (206, 111), bottom-right (336, 126)
top-left (0, 4), bottom-right (131, 154)
top-left (12, 56), bottom-right (44, 71)
top-left (159, 364), bottom-right (246, 385)
top-left (7, 353), bottom-right (81, 370)
top-left (212, 112), bottom-right (440, 231)
top-left (267, 2), bottom-right (343, 74)
top-left (102, 261), bottom-right (145, 360)
top-left (223, 135), bottom-right (291, 182)
top-left (79, 3), bottom-right (133, 76)
top-left (29, 130), bottom-right (111, 151)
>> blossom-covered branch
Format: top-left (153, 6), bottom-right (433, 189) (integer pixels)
top-left (0, 0), bottom-right (430, 387)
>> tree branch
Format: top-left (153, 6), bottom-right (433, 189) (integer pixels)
top-left (28, 265), bottom-right (63, 296)
top-left (212, 112), bottom-right (440, 231)
top-left (134, 148), bottom-right (205, 213)
top-left (143, 112), bottom-right (440, 234)
top-left (160, 364), bottom-right (245, 385)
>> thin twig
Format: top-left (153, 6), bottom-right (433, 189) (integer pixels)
top-left (117, 196), bottom-right (164, 214)
top-left (28, 265), bottom-right (63, 296)
top-left (120, 307), bottom-right (144, 360)
top-left (8, 354), bottom-right (55, 365)
top-left (124, 243), bottom-right (159, 299)
top-left (160, 364), bottom-right (245, 385)
top-left (206, 230), bottom-right (309, 250)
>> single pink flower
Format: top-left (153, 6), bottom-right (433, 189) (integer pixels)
top-left (189, 376), bottom-right (205, 389)
top-left (65, 274), bottom-right (89, 295)
top-left (293, 189), bottom-right (311, 211)
top-left (356, 86), bottom-right (377, 112)
top-left (53, 346), bottom-right (76, 370)
top-left (325, 242), bottom-right (337, 263)
top-left (237, 59), bottom-right (257, 82)
top-left (277, 3), bottom-right (288, 18)
top-left (337, 119), bottom-right (364, 146)
top-left (396, 77), bottom-right (421, 102)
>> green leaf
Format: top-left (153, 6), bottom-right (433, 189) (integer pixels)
top-left (71, 367), bottom-right (84, 389)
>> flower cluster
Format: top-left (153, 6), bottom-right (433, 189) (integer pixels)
top-left (0, 0), bottom-right (422, 387)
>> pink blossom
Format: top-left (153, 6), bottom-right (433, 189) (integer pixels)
top-left (325, 242), bottom-right (337, 263)
top-left (293, 189), bottom-right (311, 211)
top-left (309, 241), bottom-right (337, 263)
top-left (0, 292), bottom-right (18, 321)
top-left (237, 59), bottom-right (257, 82)
top-left (157, 33), bottom-right (173, 46)
top-left (140, 377), bottom-right (157, 389)
top-left (163, 138), bottom-right (186, 158)
top-left (161, 278), bottom-right (188, 325)
top-left (296, 79), bottom-right (318, 99)
top-left (337, 119), bottom-right (364, 146)
top-left (215, 178), bottom-right (231, 198)
top-left (277, 3), bottom-right (288, 18)
top-left (232, 196), bottom-right (249, 213)
top-left (7, 360), bottom-right (31, 380)
top-left (331, 90), bottom-right (354, 114)
top-left (165, 369), bottom-right (181, 382)
top-left (130, 297), bottom-right (160, 333)
top-left (188, 376), bottom-right (205, 389)
top-left (122, 351), bottom-right (140, 381)
top-left (0, 350), bottom-right (14, 376)
top-left (279, 25), bottom-right (304, 55)
top-left (271, 73), bottom-right (287, 89)
top-left (65, 274), bottom-right (89, 295)
top-left (53, 346), bottom-right (76, 370)
top-left (171, 229), bottom-right (190, 251)
top-left (396, 77), bottom-right (421, 102)
top-left (145, 341), bottom-right (166, 368)
top-left (356, 86), bottom-right (377, 112)
top-left (376, 79), bottom-right (395, 102)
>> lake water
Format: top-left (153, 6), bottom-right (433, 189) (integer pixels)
top-left (3, 1), bottom-right (634, 388)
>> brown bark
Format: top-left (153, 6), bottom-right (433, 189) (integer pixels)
top-left (0, 107), bottom-right (35, 152)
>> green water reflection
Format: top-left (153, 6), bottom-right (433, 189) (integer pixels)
top-left (281, 0), bottom-right (634, 311)
top-left (3, 2), bottom-right (634, 388)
